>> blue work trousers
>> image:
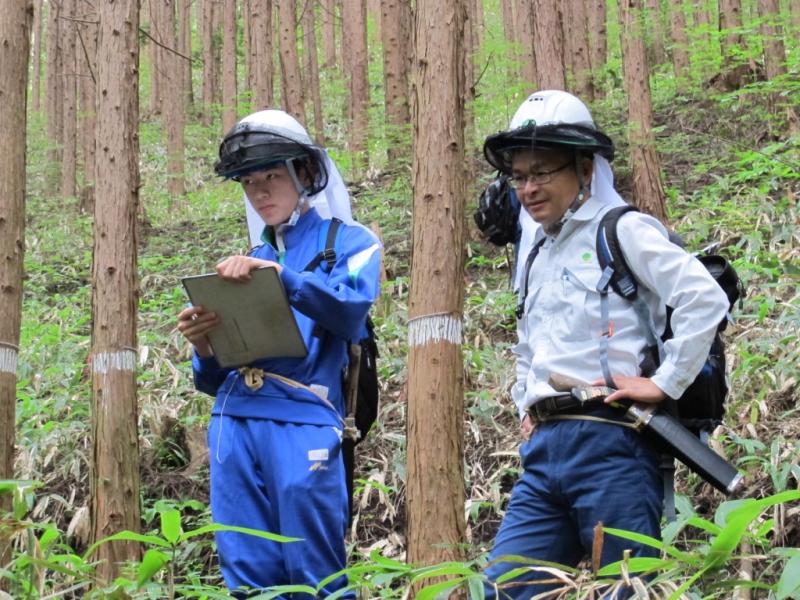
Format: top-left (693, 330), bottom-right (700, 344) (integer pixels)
top-left (208, 415), bottom-right (351, 598)
top-left (485, 414), bottom-right (663, 599)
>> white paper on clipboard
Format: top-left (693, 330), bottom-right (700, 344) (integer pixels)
top-left (181, 267), bottom-right (307, 368)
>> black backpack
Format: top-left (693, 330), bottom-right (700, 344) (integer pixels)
top-left (474, 175), bottom-right (521, 246)
top-left (303, 218), bottom-right (380, 520)
top-left (595, 206), bottom-right (743, 435)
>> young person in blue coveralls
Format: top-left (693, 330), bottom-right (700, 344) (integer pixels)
top-left (177, 110), bottom-right (381, 597)
top-left (481, 91), bottom-right (729, 598)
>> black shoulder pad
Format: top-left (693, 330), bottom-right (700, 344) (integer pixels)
top-left (596, 205), bottom-right (639, 299)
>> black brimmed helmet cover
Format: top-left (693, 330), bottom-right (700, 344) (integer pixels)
top-left (215, 122), bottom-right (329, 195)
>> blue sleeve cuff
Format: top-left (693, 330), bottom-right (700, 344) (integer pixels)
top-left (192, 351), bottom-right (221, 372)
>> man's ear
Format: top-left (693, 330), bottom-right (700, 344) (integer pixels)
top-left (581, 157), bottom-right (594, 185)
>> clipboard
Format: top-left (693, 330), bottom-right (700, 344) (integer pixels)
top-left (181, 267), bottom-right (307, 368)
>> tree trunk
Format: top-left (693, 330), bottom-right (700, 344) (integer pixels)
top-left (247, 0), bottom-right (273, 110)
top-left (163, 0), bottom-right (185, 197)
top-left (342, 0), bottom-right (369, 173)
top-left (91, 0), bottom-right (142, 584)
top-left (321, 0), bottom-right (336, 68)
top-left (302, 2), bottom-right (324, 143)
top-left (61, 0), bottom-right (78, 199)
top-left (645, 0), bottom-right (666, 65)
top-left (464, 0), bottom-right (477, 146)
top-left (500, 0), bottom-right (517, 77)
top-left (45, 0), bottom-right (63, 182)
top-left (758, 0), bottom-right (786, 83)
top-left (515, 0), bottom-right (537, 90)
top-left (532, 0), bottom-right (566, 89)
top-left (78, 0), bottom-right (97, 213)
top-left (178, 0), bottom-right (193, 108)
top-left (200, 0), bottom-right (218, 126)
top-left (588, 0), bottom-right (607, 97)
top-left (0, 0), bottom-right (32, 534)
top-left (407, 0), bottom-right (467, 570)
top-left (148, 0), bottom-right (164, 115)
top-left (277, 0), bottom-right (306, 124)
top-left (619, 0), bottom-right (668, 224)
top-left (381, 0), bottom-right (411, 162)
top-left (719, 0), bottom-right (744, 66)
top-left (32, 0), bottom-right (43, 112)
top-left (669, 0), bottom-right (690, 78)
top-left (565, 0), bottom-right (594, 100)
top-left (221, 0), bottom-right (237, 132)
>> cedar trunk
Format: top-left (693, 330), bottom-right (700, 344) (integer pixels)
top-left (247, 0), bottom-right (273, 109)
top-left (532, 0), bottom-right (566, 89)
top-left (342, 0), bottom-right (369, 172)
top-left (669, 0), bottom-right (690, 78)
top-left (61, 0), bottom-right (78, 198)
top-left (645, 0), bottom-right (666, 64)
top-left (515, 0), bottom-right (536, 90)
top-left (201, 0), bottom-right (219, 126)
top-left (277, 0), bottom-right (306, 124)
top-left (91, 0), bottom-right (142, 583)
top-left (163, 0), bottom-right (185, 197)
top-left (302, 2), bottom-right (324, 143)
top-left (407, 0), bottom-right (467, 569)
top-left (45, 0), bottom-right (63, 180)
top-left (619, 0), bottom-right (668, 224)
top-left (500, 0), bottom-right (516, 75)
top-left (719, 0), bottom-right (744, 65)
top-left (78, 0), bottom-right (97, 213)
top-left (381, 0), bottom-right (411, 161)
top-left (178, 0), bottom-right (193, 108)
top-left (588, 0), bottom-right (607, 97)
top-left (0, 0), bottom-right (32, 527)
top-left (221, 0), bottom-right (237, 132)
top-left (565, 0), bottom-right (594, 100)
top-left (32, 0), bottom-right (43, 111)
top-left (321, 0), bottom-right (336, 68)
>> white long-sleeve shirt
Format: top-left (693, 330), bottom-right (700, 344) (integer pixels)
top-left (512, 193), bottom-right (730, 418)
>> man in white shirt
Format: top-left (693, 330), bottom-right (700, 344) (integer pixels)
top-left (482, 91), bottom-right (729, 597)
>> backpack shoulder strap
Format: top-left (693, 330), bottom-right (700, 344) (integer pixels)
top-left (303, 217), bottom-right (343, 272)
top-left (596, 205), bottom-right (639, 299)
top-left (515, 233), bottom-right (547, 319)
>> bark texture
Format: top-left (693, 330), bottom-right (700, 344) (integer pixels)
top-left (0, 0), bottom-right (32, 522)
top-left (45, 0), bottom-right (63, 179)
top-left (645, 0), bottom-right (666, 64)
top-left (277, 0), bottom-right (306, 123)
top-left (162, 0), bottom-right (185, 196)
top-left (719, 0), bottom-right (744, 65)
top-left (91, 0), bottom-right (142, 582)
top-left (588, 0), bottom-right (607, 96)
top-left (78, 0), bottom-right (97, 213)
top-left (221, 0), bottom-right (237, 132)
top-left (532, 0), bottom-right (566, 89)
top-left (302, 2), bottom-right (324, 143)
top-left (61, 0), bottom-right (78, 198)
top-left (669, 0), bottom-right (690, 78)
top-left (342, 0), bottom-right (369, 171)
top-left (619, 0), bottom-right (668, 224)
top-left (515, 0), bottom-right (537, 89)
top-left (321, 0), bottom-right (336, 68)
top-left (32, 0), bottom-right (43, 111)
top-left (407, 0), bottom-right (467, 569)
top-left (565, 0), bottom-right (594, 100)
top-left (200, 0), bottom-right (219, 126)
top-left (247, 0), bottom-right (273, 109)
top-left (381, 0), bottom-right (411, 161)
top-left (178, 0), bottom-right (193, 107)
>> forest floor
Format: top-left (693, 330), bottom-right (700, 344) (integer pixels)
top-left (13, 84), bottom-right (800, 594)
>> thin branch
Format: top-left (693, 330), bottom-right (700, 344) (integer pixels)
top-left (139, 26), bottom-right (196, 64)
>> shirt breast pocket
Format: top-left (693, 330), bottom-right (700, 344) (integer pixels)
top-left (558, 267), bottom-right (604, 342)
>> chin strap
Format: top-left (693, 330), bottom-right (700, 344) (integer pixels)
top-left (544, 154), bottom-right (591, 237)
top-left (274, 158), bottom-right (311, 249)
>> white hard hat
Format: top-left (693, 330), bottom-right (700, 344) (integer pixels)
top-left (509, 90), bottom-right (595, 129)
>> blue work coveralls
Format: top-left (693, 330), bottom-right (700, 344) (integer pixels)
top-left (192, 208), bottom-right (381, 596)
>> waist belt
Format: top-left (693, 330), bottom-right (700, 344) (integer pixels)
top-left (527, 386), bottom-right (617, 422)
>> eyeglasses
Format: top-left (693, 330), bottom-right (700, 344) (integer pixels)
top-left (509, 160), bottom-right (573, 189)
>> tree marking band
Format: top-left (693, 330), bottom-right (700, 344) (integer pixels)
top-left (408, 313), bottom-right (462, 347)
top-left (92, 349), bottom-right (137, 374)
top-left (0, 343), bottom-right (18, 375)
